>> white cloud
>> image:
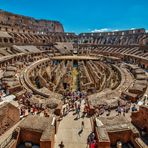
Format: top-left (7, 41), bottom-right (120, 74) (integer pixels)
top-left (91, 28), bottom-right (147, 33)
top-left (91, 28), bottom-right (110, 32)
top-left (91, 28), bottom-right (119, 33)
top-left (146, 30), bottom-right (148, 33)
top-left (113, 29), bottom-right (119, 32)
top-left (130, 28), bottom-right (135, 30)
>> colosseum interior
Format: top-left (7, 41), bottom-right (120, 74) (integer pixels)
top-left (0, 9), bottom-right (148, 148)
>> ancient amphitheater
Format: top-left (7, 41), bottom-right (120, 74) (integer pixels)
top-left (0, 10), bottom-right (148, 148)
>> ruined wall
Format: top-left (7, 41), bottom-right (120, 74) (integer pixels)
top-left (19, 129), bottom-right (42, 144)
top-left (131, 106), bottom-right (148, 132)
top-left (0, 10), bottom-right (64, 33)
top-left (7, 105), bottom-right (20, 123)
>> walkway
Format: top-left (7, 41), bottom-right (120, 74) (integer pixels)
top-left (71, 68), bottom-right (78, 92)
top-left (55, 100), bottom-right (92, 148)
top-left (51, 55), bottom-right (99, 60)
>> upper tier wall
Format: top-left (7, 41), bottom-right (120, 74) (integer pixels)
top-left (78, 29), bottom-right (148, 46)
top-left (79, 28), bottom-right (146, 36)
top-left (0, 10), bottom-right (64, 33)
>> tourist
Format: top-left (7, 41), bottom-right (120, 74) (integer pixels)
top-left (117, 106), bottom-right (121, 115)
top-left (58, 141), bottom-right (64, 148)
top-left (90, 141), bottom-right (96, 148)
top-left (143, 95), bottom-right (147, 105)
top-left (0, 90), bottom-right (2, 99)
top-left (131, 104), bottom-right (137, 112)
top-left (107, 106), bottom-right (111, 115)
top-left (81, 121), bottom-right (84, 131)
top-left (82, 104), bottom-right (87, 118)
top-left (77, 103), bottom-right (81, 119)
top-left (117, 100), bottom-right (120, 106)
top-left (121, 107), bottom-right (123, 114)
top-left (20, 108), bottom-right (23, 116)
top-left (6, 89), bottom-right (9, 96)
top-left (123, 106), bottom-right (126, 116)
top-left (74, 101), bottom-right (77, 112)
top-left (87, 136), bottom-right (92, 146)
top-left (126, 102), bottom-right (131, 113)
top-left (70, 102), bottom-right (74, 111)
top-left (87, 132), bottom-right (96, 148)
top-left (28, 107), bottom-right (31, 113)
top-left (92, 133), bottom-right (95, 141)
top-left (66, 103), bottom-right (69, 114)
top-left (63, 107), bottom-right (66, 116)
top-left (99, 107), bottom-right (105, 115)
top-left (78, 121), bottom-right (84, 136)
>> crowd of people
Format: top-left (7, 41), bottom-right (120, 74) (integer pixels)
top-left (94, 99), bottom-right (136, 117)
top-left (59, 90), bottom-right (98, 148)
top-left (116, 100), bottom-right (131, 116)
top-left (0, 80), bottom-right (10, 101)
top-left (61, 90), bottom-right (89, 119)
top-left (18, 92), bottom-right (47, 118)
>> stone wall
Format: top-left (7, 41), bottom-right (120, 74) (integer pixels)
top-left (0, 10), bottom-right (64, 33)
top-left (131, 105), bottom-right (148, 133)
top-left (19, 129), bottom-right (42, 145)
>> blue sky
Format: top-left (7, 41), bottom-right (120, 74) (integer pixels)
top-left (0, 0), bottom-right (148, 33)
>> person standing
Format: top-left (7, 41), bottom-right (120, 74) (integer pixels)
top-left (81, 121), bottom-right (84, 131)
top-left (77, 103), bottom-right (81, 119)
top-left (123, 106), bottom-right (126, 116)
top-left (59, 141), bottom-right (64, 148)
top-left (78, 121), bottom-right (85, 136)
top-left (63, 107), bottom-right (66, 116)
top-left (117, 106), bottom-right (121, 115)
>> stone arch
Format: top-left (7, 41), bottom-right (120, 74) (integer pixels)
top-left (0, 38), bottom-right (2, 42)
top-left (4, 38), bottom-right (9, 43)
top-left (9, 38), bottom-right (14, 43)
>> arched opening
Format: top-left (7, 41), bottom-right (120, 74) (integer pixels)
top-left (43, 40), bottom-right (46, 43)
top-left (4, 38), bottom-right (9, 43)
top-left (0, 38), bottom-right (2, 43)
top-left (9, 38), bottom-right (13, 43)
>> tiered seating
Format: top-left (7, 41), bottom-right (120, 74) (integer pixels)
top-left (2, 65), bottom-right (23, 95)
top-left (79, 29), bottom-right (147, 45)
top-left (13, 45), bottom-right (41, 53)
top-left (0, 51), bottom-right (47, 102)
top-left (121, 64), bottom-right (148, 102)
top-left (0, 47), bottom-right (21, 57)
top-left (9, 32), bottom-right (52, 45)
top-left (78, 44), bottom-right (148, 69)
top-left (54, 42), bottom-right (73, 55)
